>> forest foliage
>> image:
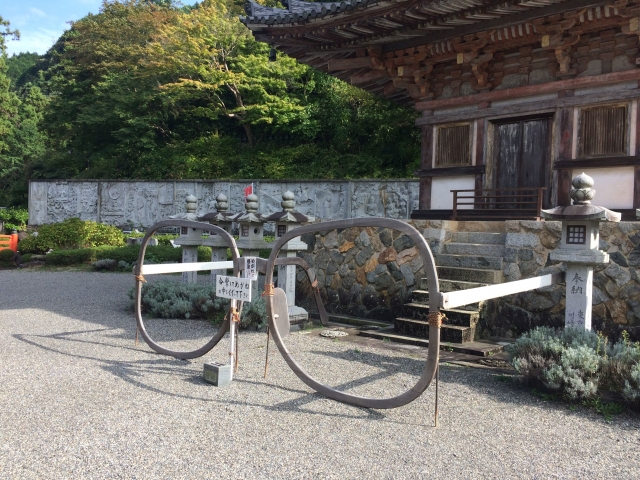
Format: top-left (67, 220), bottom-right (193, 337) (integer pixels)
top-left (0, 0), bottom-right (420, 207)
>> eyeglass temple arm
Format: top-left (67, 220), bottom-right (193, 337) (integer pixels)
top-left (235, 257), bottom-right (329, 326)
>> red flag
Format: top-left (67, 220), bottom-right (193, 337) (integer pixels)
top-left (243, 184), bottom-right (253, 197)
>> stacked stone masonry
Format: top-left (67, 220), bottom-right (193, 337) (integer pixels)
top-left (296, 220), bottom-right (640, 342)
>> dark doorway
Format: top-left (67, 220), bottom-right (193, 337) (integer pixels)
top-left (494, 115), bottom-right (551, 208)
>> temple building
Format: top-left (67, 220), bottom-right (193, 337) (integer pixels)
top-left (241, 0), bottom-right (640, 220)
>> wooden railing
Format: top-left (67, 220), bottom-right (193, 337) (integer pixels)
top-left (451, 187), bottom-right (546, 221)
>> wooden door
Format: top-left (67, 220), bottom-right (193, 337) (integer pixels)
top-left (494, 116), bottom-right (550, 208)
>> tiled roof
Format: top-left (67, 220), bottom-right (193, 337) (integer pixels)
top-left (241, 0), bottom-right (378, 25)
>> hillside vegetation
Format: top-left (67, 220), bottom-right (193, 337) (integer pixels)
top-left (0, 0), bottom-right (420, 207)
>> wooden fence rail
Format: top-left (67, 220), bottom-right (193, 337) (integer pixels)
top-left (451, 187), bottom-right (546, 221)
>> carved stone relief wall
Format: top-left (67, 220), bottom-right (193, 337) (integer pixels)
top-left (28, 180), bottom-right (419, 226)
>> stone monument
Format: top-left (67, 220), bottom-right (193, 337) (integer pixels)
top-left (541, 173), bottom-right (621, 330)
top-left (201, 193), bottom-right (235, 284)
top-left (262, 191), bottom-right (314, 324)
top-left (171, 194), bottom-right (201, 284)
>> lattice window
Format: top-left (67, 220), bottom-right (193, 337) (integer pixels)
top-left (277, 225), bottom-right (287, 237)
top-left (241, 225), bottom-right (249, 237)
top-left (567, 225), bottom-right (586, 245)
top-left (579, 105), bottom-right (627, 157)
top-left (181, 227), bottom-right (188, 235)
top-left (435, 124), bottom-right (471, 167)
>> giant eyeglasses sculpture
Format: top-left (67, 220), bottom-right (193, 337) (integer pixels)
top-left (133, 216), bottom-right (566, 412)
top-left (133, 217), bottom-right (445, 410)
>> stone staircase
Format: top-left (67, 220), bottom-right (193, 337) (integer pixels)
top-left (395, 230), bottom-right (506, 344)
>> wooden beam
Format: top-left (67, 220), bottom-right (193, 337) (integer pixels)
top-left (414, 166), bottom-right (485, 177)
top-left (328, 56), bottom-right (372, 71)
top-left (419, 177), bottom-right (432, 210)
top-left (350, 69), bottom-right (388, 84)
top-left (141, 261), bottom-right (234, 275)
top-left (554, 156), bottom-right (640, 169)
top-left (382, 0), bottom-right (606, 54)
top-left (415, 69), bottom-right (640, 112)
top-left (440, 273), bottom-right (565, 309)
top-left (421, 125), bottom-right (433, 170)
top-left (416, 89), bottom-right (640, 126)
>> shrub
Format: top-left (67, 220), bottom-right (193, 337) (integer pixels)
top-left (45, 248), bottom-right (97, 265)
top-left (0, 249), bottom-right (15, 266)
top-left (92, 259), bottom-right (118, 271)
top-left (19, 218), bottom-right (124, 253)
top-left (508, 327), bottom-right (640, 404)
top-left (0, 207), bottom-right (28, 233)
top-left (129, 280), bottom-right (266, 329)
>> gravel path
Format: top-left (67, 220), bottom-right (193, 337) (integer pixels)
top-left (1, 270), bottom-right (639, 479)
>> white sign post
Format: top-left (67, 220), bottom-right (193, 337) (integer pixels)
top-left (215, 275), bottom-right (252, 302)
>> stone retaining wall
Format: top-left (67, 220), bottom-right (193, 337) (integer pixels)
top-left (294, 219), bottom-right (640, 342)
top-left (485, 220), bottom-right (640, 342)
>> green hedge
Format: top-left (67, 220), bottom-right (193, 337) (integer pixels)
top-left (42, 244), bottom-right (212, 266)
top-left (19, 218), bottom-right (124, 253)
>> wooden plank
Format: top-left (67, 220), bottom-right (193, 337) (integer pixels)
top-left (416, 88), bottom-right (640, 126)
top-left (141, 261), bottom-right (234, 275)
top-left (419, 177), bottom-right (432, 210)
top-left (328, 56), bottom-right (372, 71)
top-left (414, 165), bottom-right (485, 177)
top-left (474, 118), bottom-right (486, 201)
top-left (350, 70), bottom-right (388, 84)
top-left (382, 0), bottom-right (605, 54)
top-left (421, 125), bottom-right (433, 170)
top-left (635, 165), bottom-right (640, 210)
top-left (554, 156), bottom-right (640, 169)
top-left (558, 107), bottom-right (574, 162)
top-left (557, 169), bottom-right (573, 207)
top-left (415, 69), bottom-right (640, 112)
top-left (440, 273), bottom-right (565, 309)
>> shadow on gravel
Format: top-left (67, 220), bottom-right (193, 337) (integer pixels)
top-left (10, 314), bottom-right (639, 427)
top-left (11, 330), bottom-right (388, 421)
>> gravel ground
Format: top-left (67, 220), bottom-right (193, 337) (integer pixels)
top-left (1, 270), bottom-right (639, 479)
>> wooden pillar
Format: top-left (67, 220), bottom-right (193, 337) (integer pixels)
top-left (418, 122), bottom-right (434, 210)
top-left (635, 101), bottom-right (640, 209)
top-left (474, 118), bottom-right (486, 194)
top-left (419, 177), bottom-right (432, 210)
top-left (557, 106), bottom-right (574, 206)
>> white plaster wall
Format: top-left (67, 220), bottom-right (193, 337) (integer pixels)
top-left (573, 167), bottom-right (634, 209)
top-left (431, 176), bottom-right (476, 209)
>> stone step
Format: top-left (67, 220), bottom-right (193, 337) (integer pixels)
top-left (453, 221), bottom-right (506, 233)
top-left (403, 303), bottom-right (479, 328)
top-left (444, 242), bottom-right (506, 257)
top-left (434, 266), bottom-right (503, 284)
top-left (394, 318), bottom-right (475, 343)
top-left (358, 327), bottom-right (504, 357)
top-left (417, 278), bottom-right (489, 292)
top-left (450, 231), bottom-right (507, 245)
top-left (440, 279), bottom-right (489, 292)
top-left (410, 291), bottom-right (480, 311)
top-left (435, 254), bottom-right (503, 270)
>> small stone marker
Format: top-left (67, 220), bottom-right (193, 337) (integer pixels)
top-left (541, 173), bottom-right (620, 330)
top-left (203, 362), bottom-right (232, 387)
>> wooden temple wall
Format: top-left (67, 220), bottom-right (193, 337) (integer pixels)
top-left (414, 22), bottom-right (640, 218)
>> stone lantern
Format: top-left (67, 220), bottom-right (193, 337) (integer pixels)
top-left (170, 194), bottom-right (201, 284)
top-left (541, 173), bottom-right (620, 330)
top-left (200, 193), bottom-right (235, 283)
top-left (234, 193), bottom-right (270, 257)
top-left (262, 190), bottom-right (314, 323)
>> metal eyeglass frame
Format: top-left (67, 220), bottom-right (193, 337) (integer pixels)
top-left (133, 217), bottom-right (442, 410)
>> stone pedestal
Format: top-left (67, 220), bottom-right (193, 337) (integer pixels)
top-left (565, 265), bottom-right (593, 330)
top-left (542, 173), bottom-right (620, 331)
